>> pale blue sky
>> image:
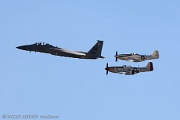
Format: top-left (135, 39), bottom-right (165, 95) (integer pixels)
top-left (0, 0), bottom-right (180, 120)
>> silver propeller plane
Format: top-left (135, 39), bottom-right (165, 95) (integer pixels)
top-left (16, 40), bottom-right (105, 59)
top-left (115, 50), bottom-right (159, 62)
top-left (105, 62), bottom-right (153, 75)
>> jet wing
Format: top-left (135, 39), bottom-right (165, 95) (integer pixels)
top-left (47, 48), bottom-right (86, 56)
top-left (58, 48), bottom-right (86, 56)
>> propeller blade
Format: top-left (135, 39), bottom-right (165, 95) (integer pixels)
top-left (105, 63), bottom-right (108, 75)
top-left (115, 51), bottom-right (118, 62)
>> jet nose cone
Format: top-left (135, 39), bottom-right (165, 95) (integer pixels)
top-left (16, 46), bottom-right (21, 49)
top-left (16, 46), bottom-right (27, 50)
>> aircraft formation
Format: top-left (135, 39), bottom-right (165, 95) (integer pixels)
top-left (106, 50), bottom-right (159, 75)
top-left (17, 40), bottom-right (159, 75)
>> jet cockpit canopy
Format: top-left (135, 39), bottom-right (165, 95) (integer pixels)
top-left (33, 42), bottom-right (55, 47)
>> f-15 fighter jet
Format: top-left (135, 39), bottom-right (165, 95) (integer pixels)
top-left (115, 50), bottom-right (159, 62)
top-left (16, 40), bottom-right (105, 59)
top-left (105, 62), bottom-right (153, 75)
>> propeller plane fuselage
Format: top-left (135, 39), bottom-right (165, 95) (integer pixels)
top-left (115, 50), bottom-right (159, 62)
top-left (105, 62), bottom-right (153, 75)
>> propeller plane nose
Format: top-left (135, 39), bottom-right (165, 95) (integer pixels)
top-left (105, 67), bottom-right (109, 70)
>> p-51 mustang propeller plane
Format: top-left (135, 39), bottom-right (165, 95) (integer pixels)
top-left (115, 50), bottom-right (159, 62)
top-left (16, 40), bottom-right (104, 59)
top-left (105, 62), bottom-right (153, 75)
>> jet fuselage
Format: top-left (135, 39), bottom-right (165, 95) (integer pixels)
top-left (16, 41), bottom-right (104, 59)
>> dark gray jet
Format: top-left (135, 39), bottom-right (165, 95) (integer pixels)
top-left (16, 40), bottom-right (105, 59)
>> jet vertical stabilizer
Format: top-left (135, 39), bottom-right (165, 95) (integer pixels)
top-left (87, 40), bottom-right (104, 58)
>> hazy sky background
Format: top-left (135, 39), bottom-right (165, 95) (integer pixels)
top-left (0, 0), bottom-right (180, 120)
